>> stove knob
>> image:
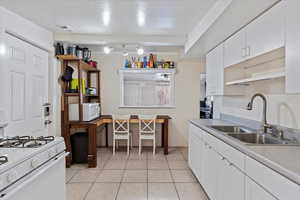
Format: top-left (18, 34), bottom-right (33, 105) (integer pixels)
top-left (6, 171), bottom-right (17, 183)
top-left (31, 159), bottom-right (39, 168)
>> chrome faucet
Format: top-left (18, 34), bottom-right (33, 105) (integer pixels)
top-left (247, 93), bottom-right (271, 134)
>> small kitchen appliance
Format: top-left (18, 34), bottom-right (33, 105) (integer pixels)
top-left (69, 103), bottom-right (100, 121)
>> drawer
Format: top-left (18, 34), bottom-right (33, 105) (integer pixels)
top-left (245, 156), bottom-right (300, 200)
top-left (202, 131), bottom-right (219, 151)
top-left (189, 124), bottom-right (203, 140)
top-left (216, 139), bottom-right (245, 170)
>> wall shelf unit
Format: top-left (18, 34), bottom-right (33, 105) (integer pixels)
top-left (119, 68), bottom-right (176, 73)
top-left (57, 55), bottom-right (101, 167)
top-left (57, 55), bottom-right (98, 72)
top-left (226, 71), bottom-right (285, 86)
top-left (224, 47), bottom-right (285, 90)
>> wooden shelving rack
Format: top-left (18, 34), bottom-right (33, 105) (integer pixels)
top-left (57, 55), bottom-right (101, 167)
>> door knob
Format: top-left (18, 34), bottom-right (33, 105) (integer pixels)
top-left (44, 120), bottom-right (52, 125)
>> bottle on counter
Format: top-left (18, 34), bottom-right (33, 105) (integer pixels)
top-left (149, 54), bottom-right (154, 68)
top-left (143, 56), bottom-right (147, 68)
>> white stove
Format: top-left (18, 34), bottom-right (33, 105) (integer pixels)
top-left (0, 136), bottom-right (67, 200)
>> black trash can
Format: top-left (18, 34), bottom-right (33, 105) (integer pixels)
top-left (71, 132), bottom-right (88, 163)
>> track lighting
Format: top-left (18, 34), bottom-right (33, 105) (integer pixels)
top-left (137, 47), bottom-right (144, 55)
top-left (103, 46), bottom-right (112, 54)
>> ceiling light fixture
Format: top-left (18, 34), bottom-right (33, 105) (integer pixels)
top-left (103, 46), bottom-right (112, 54)
top-left (137, 47), bottom-right (144, 55)
top-left (103, 11), bottom-right (110, 26)
top-left (0, 44), bottom-right (6, 56)
top-left (137, 10), bottom-right (145, 26)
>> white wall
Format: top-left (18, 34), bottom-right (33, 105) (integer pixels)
top-left (93, 53), bottom-right (203, 147)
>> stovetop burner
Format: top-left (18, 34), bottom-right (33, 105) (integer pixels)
top-left (0, 136), bottom-right (55, 148)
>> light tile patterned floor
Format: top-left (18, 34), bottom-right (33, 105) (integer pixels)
top-left (66, 148), bottom-right (209, 200)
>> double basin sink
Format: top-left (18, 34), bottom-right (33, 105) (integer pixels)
top-left (208, 125), bottom-right (299, 146)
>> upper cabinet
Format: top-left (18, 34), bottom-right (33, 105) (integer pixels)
top-left (246, 2), bottom-right (285, 59)
top-left (206, 44), bottom-right (224, 96)
top-left (223, 1), bottom-right (285, 68)
top-left (224, 30), bottom-right (246, 68)
top-left (206, 1), bottom-right (300, 95)
top-left (286, 0), bottom-right (300, 94)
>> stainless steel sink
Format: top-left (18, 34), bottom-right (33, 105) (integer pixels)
top-left (209, 125), bottom-right (300, 146)
top-left (209, 125), bottom-right (252, 133)
top-left (227, 133), bottom-right (293, 145)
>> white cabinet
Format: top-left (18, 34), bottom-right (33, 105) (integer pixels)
top-left (286, 0), bottom-right (300, 94)
top-left (224, 30), bottom-right (246, 67)
top-left (206, 44), bottom-right (224, 96)
top-left (246, 2), bottom-right (285, 59)
top-left (223, 2), bottom-right (285, 68)
top-left (245, 177), bottom-right (277, 200)
top-left (217, 155), bottom-right (245, 200)
top-left (188, 122), bottom-right (299, 200)
top-left (202, 141), bottom-right (219, 200)
top-left (189, 124), bottom-right (245, 200)
top-left (188, 125), bottom-right (204, 181)
top-left (245, 156), bottom-right (300, 200)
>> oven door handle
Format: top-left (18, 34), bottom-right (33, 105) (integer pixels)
top-left (0, 152), bottom-right (69, 199)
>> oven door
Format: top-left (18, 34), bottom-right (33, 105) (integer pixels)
top-left (0, 152), bottom-right (68, 200)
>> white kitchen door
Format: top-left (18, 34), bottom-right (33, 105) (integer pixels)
top-left (0, 33), bottom-right (49, 137)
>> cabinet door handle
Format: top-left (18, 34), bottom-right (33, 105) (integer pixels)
top-left (246, 46), bottom-right (251, 57)
top-left (241, 48), bottom-right (246, 58)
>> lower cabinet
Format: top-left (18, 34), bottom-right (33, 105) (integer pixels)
top-left (217, 154), bottom-right (245, 200)
top-left (245, 177), bottom-right (277, 200)
top-left (189, 124), bottom-right (300, 200)
top-left (189, 124), bottom-right (245, 200)
top-left (189, 123), bottom-right (300, 200)
top-left (188, 127), bottom-right (204, 181)
top-left (202, 142), bottom-right (219, 200)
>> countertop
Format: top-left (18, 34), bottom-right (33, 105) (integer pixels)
top-left (190, 119), bottom-right (300, 185)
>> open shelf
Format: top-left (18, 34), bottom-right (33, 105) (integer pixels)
top-left (119, 68), bottom-right (176, 73)
top-left (57, 55), bottom-right (99, 72)
top-left (64, 93), bottom-right (80, 96)
top-left (85, 95), bottom-right (99, 98)
top-left (226, 71), bottom-right (285, 86)
top-left (80, 61), bottom-right (99, 72)
top-left (56, 55), bottom-right (80, 61)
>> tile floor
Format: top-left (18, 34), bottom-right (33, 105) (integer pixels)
top-left (66, 148), bottom-right (209, 200)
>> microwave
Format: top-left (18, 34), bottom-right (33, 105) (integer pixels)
top-left (69, 103), bottom-right (100, 121)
